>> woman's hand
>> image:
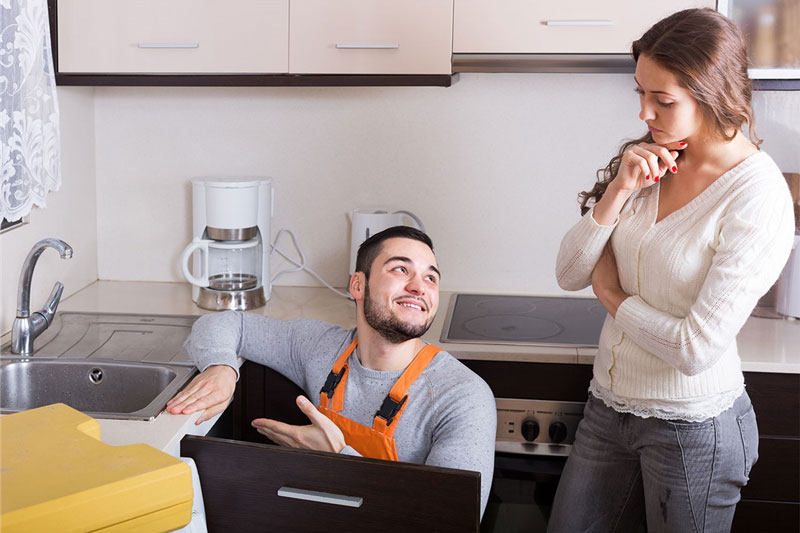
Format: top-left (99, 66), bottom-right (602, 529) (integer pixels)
top-left (614, 141), bottom-right (687, 192)
top-left (592, 141), bottom-right (687, 226)
top-left (592, 245), bottom-right (628, 318)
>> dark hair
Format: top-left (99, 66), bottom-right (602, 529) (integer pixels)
top-left (355, 226), bottom-right (434, 278)
top-left (579, 8), bottom-right (758, 215)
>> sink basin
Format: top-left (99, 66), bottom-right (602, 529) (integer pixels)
top-left (0, 312), bottom-right (200, 420)
top-left (0, 359), bottom-right (196, 421)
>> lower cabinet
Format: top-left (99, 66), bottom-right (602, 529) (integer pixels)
top-left (733, 372), bottom-right (800, 532)
top-left (211, 362), bottom-right (799, 531)
top-left (187, 361), bottom-right (480, 531)
top-left (181, 436), bottom-right (480, 532)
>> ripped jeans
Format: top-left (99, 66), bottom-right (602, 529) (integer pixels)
top-left (548, 392), bottom-right (759, 533)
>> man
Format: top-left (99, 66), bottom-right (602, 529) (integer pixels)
top-left (167, 226), bottom-right (496, 515)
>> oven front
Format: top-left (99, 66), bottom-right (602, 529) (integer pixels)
top-left (483, 398), bottom-right (582, 532)
top-left (459, 359), bottom-right (595, 533)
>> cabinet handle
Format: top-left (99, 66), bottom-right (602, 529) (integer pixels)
top-left (545, 20), bottom-right (613, 27)
top-left (335, 42), bottom-right (400, 50)
top-left (277, 486), bottom-right (363, 508)
top-left (137, 43), bottom-right (200, 49)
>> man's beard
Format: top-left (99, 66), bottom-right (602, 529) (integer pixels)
top-left (363, 283), bottom-right (434, 344)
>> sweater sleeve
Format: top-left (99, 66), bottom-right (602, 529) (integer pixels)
top-left (614, 182), bottom-right (795, 376)
top-left (184, 311), bottom-right (345, 389)
top-left (424, 370), bottom-right (497, 517)
top-left (555, 207), bottom-right (618, 291)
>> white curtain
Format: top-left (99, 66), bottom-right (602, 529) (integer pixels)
top-left (0, 0), bottom-right (60, 222)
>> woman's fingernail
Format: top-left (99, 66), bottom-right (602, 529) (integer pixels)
top-left (679, 142), bottom-right (687, 146)
top-left (655, 176), bottom-right (659, 182)
top-left (645, 175), bottom-right (650, 180)
top-left (671, 166), bottom-right (677, 173)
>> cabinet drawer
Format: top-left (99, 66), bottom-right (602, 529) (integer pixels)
top-left (57, 0), bottom-right (288, 74)
top-left (454, 0), bottom-right (715, 54)
top-left (289, 0), bottom-right (453, 74)
top-left (745, 371), bottom-right (800, 437)
top-left (732, 500), bottom-right (800, 532)
top-left (181, 436), bottom-right (479, 532)
top-left (742, 437), bottom-right (800, 503)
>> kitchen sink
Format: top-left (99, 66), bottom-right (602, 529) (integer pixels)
top-left (0, 312), bottom-right (200, 420)
top-left (0, 360), bottom-right (195, 420)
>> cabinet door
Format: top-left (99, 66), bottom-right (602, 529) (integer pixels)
top-left (454, 0), bottom-right (716, 54)
top-left (723, 0), bottom-right (800, 80)
top-left (181, 436), bottom-right (480, 532)
top-left (57, 0), bottom-right (288, 74)
top-left (290, 0), bottom-right (453, 74)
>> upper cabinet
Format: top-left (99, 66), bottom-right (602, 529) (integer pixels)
top-left (289, 0), bottom-right (453, 75)
top-left (720, 0), bottom-right (800, 81)
top-left (51, 0), bottom-right (455, 85)
top-left (453, 0), bottom-right (716, 54)
top-left (50, 0), bottom-right (796, 87)
top-left (57, 0), bottom-right (289, 74)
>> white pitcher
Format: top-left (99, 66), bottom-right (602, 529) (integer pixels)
top-left (348, 208), bottom-right (425, 275)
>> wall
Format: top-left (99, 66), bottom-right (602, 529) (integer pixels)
top-left (1, 87), bottom-right (98, 334)
top-left (91, 75), bottom-right (800, 298)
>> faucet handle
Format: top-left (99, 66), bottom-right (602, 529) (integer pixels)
top-left (39, 282), bottom-right (64, 325)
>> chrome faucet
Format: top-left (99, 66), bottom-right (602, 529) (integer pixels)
top-left (11, 238), bottom-right (73, 355)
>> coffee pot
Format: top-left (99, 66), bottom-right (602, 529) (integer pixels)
top-left (180, 178), bottom-right (273, 311)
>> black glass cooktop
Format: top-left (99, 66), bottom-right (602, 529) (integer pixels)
top-left (441, 294), bottom-right (607, 347)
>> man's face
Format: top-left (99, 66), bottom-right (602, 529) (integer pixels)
top-left (361, 238), bottom-right (440, 344)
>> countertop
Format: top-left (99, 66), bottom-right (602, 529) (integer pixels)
top-left (4, 280), bottom-right (797, 453)
top-left (53, 281), bottom-right (800, 374)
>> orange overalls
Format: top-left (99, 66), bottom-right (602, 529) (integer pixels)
top-left (317, 338), bottom-right (441, 461)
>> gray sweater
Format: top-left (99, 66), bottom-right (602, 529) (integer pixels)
top-left (185, 311), bottom-right (497, 515)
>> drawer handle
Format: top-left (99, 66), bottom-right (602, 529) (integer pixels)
top-left (335, 42), bottom-right (400, 50)
top-left (545, 20), bottom-right (614, 27)
top-left (137, 43), bottom-right (200, 49)
top-left (277, 486), bottom-right (363, 508)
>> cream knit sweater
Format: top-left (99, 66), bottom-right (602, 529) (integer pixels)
top-left (556, 151), bottom-right (795, 421)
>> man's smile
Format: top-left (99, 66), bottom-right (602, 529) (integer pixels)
top-left (394, 297), bottom-right (428, 313)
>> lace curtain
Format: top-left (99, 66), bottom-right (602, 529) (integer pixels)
top-left (0, 0), bottom-right (60, 222)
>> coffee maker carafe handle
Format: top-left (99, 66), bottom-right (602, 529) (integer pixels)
top-left (181, 238), bottom-right (210, 287)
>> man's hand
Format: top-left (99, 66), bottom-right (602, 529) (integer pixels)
top-left (251, 395), bottom-right (346, 453)
top-left (166, 365), bottom-right (237, 425)
top-left (592, 244), bottom-right (628, 318)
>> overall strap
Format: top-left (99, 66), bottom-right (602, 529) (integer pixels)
top-left (373, 344), bottom-right (442, 437)
top-left (319, 338), bottom-right (358, 412)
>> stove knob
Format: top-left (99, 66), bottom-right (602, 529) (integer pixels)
top-left (521, 419), bottom-right (540, 442)
top-left (549, 421), bottom-right (568, 444)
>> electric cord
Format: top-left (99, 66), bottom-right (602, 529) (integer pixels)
top-left (269, 228), bottom-right (354, 300)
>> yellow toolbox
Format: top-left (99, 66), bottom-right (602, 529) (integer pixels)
top-left (1, 403), bottom-right (192, 532)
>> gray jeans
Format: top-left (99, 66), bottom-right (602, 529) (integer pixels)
top-left (548, 392), bottom-right (759, 533)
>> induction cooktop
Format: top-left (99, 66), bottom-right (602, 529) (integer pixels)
top-left (441, 294), bottom-right (607, 347)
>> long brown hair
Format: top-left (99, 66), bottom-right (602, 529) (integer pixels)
top-left (579, 8), bottom-right (759, 215)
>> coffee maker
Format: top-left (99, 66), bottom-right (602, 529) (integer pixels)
top-left (180, 178), bottom-right (273, 311)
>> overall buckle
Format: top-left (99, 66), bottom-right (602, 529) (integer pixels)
top-left (376, 394), bottom-right (408, 426)
top-left (320, 367), bottom-right (346, 399)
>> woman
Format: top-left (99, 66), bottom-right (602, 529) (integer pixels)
top-left (550, 8), bottom-right (795, 533)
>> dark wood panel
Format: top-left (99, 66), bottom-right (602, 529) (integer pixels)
top-left (230, 361), bottom-right (308, 444)
top-left (460, 361), bottom-right (593, 402)
top-left (181, 435), bottom-right (479, 533)
top-left (742, 437), bottom-right (800, 503)
top-left (54, 73), bottom-right (458, 87)
top-left (732, 500), bottom-right (800, 532)
top-left (744, 372), bottom-right (800, 437)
